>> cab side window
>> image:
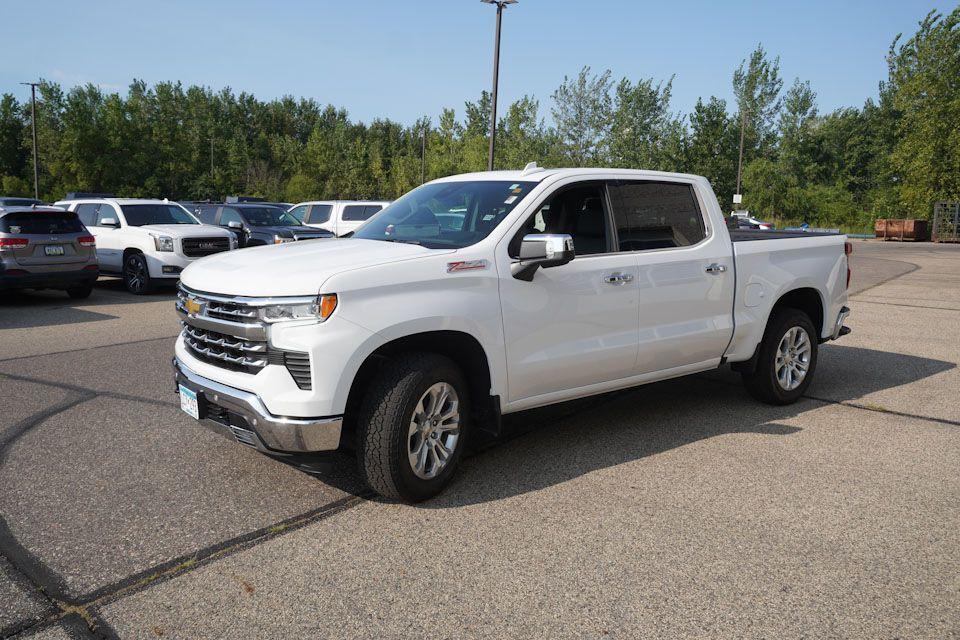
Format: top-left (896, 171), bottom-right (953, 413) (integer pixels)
top-left (95, 203), bottom-right (119, 226)
top-left (220, 208), bottom-right (243, 227)
top-left (509, 184), bottom-right (611, 258)
top-left (607, 181), bottom-right (706, 251)
top-left (74, 203), bottom-right (99, 227)
top-left (288, 205), bottom-right (307, 222)
top-left (307, 204), bottom-right (332, 224)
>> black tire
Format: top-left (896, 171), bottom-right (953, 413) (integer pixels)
top-left (742, 308), bottom-right (819, 405)
top-left (122, 252), bottom-right (153, 295)
top-left (66, 285), bottom-right (93, 299)
top-left (357, 353), bottom-right (470, 502)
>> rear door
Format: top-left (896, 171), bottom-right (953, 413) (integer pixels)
top-left (306, 203), bottom-right (334, 232)
top-left (606, 179), bottom-right (735, 373)
top-left (90, 203), bottom-right (124, 271)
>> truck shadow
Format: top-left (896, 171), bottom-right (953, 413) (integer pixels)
top-left (413, 343), bottom-right (955, 508)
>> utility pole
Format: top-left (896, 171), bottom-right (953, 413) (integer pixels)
top-left (482, 0), bottom-right (517, 172)
top-left (734, 107), bottom-right (746, 207)
top-left (20, 82), bottom-right (40, 200)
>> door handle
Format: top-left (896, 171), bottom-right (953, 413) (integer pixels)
top-left (604, 272), bottom-right (634, 285)
top-left (705, 263), bottom-right (727, 274)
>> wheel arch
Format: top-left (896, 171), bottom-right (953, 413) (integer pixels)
top-left (343, 329), bottom-right (501, 438)
top-left (732, 286), bottom-right (825, 374)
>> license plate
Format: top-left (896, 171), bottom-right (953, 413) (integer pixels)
top-left (179, 384), bottom-right (200, 420)
top-left (44, 245), bottom-right (64, 256)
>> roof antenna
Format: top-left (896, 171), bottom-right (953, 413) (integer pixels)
top-left (520, 161), bottom-right (543, 176)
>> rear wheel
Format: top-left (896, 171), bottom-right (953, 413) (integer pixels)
top-left (742, 308), bottom-right (818, 405)
top-left (66, 285), bottom-right (93, 299)
top-left (357, 353), bottom-right (469, 502)
top-left (122, 253), bottom-right (153, 295)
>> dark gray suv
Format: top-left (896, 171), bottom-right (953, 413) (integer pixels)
top-left (0, 206), bottom-right (99, 298)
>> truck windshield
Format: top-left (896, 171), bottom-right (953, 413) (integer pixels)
top-left (120, 204), bottom-right (198, 226)
top-left (239, 207), bottom-right (301, 226)
top-left (353, 180), bottom-right (536, 249)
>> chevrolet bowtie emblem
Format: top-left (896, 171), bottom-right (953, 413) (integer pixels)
top-left (184, 298), bottom-right (203, 315)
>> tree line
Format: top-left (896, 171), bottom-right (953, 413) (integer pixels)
top-left (1, 7), bottom-right (957, 231)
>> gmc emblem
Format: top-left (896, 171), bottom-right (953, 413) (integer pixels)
top-left (198, 242), bottom-right (219, 249)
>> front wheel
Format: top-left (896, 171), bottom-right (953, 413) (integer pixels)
top-left (357, 353), bottom-right (469, 502)
top-left (122, 253), bottom-right (153, 295)
top-left (742, 308), bottom-right (818, 405)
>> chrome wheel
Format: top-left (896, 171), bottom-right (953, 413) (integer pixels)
top-left (775, 326), bottom-right (811, 391)
top-left (407, 382), bottom-right (460, 480)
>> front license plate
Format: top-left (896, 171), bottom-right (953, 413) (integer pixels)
top-left (44, 245), bottom-right (64, 256)
top-left (179, 384), bottom-right (200, 420)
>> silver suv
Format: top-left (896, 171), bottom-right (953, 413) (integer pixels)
top-left (0, 206), bottom-right (99, 298)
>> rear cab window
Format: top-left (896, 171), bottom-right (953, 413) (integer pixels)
top-left (607, 181), bottom-right (706, 251)
top-left (1, 211), bottom-right (85, 234)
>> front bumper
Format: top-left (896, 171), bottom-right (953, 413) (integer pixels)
top-left (172, 357), bottom-right (342, 454)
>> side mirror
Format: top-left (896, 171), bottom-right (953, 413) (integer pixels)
top-left (227, 220), bottom-right (243, 230)
top-left (100, 218), bottom-right (120, 228)
top-left (511, 233), bottom-right (575, 281)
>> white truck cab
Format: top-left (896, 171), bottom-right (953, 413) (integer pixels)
top-left (56, 198), bottom-right (236, 294)
top-left (288, 200), bottom-right (390, 236)
top-left (173, 166), bottom-right (850, 502)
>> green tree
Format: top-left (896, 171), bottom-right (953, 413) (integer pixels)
top-left (551, 66), bottom-right (613, 166)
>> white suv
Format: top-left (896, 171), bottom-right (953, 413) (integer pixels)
top-left (288, 200), bottom-right (390, 236)
top-left (55, 198), bottom-right (236, 294)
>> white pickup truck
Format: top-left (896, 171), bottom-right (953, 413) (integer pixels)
top-left (172, 166), bottom-right (851, 501)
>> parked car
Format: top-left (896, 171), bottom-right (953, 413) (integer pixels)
top-left (288, 200), bottom-right (390, 236)
top-left (192, 203), bottom-right (333, 247)
top-left (172, 165), bottom-right (851, 502)
top-left (729, 210), bottom-right (775, 230)
top-left (0, 205), bottom-right (99, 298)
top-left (0, 197), bottom-right (44, 208)
top-left (55, 198), bottom-right (235, 294)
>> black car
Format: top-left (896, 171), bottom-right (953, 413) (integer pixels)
top-left (192, 203), bottom-right (333, 247)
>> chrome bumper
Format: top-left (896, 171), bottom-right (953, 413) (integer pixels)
top-left (830, 305), bottom-right (851, 340)
top-left (172, 357), bottom-right (342, 454)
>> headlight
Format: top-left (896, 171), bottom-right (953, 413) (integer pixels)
top-left (274, 235), bottom-right (293, 244)
top-left (258, 294), bottom-right (337, 324)
top-left (153, 235), bottom-right (175, 252)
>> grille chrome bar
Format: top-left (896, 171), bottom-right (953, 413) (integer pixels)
top-left (183, 325), bottom-right (266, 353)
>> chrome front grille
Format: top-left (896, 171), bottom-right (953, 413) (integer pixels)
top-left (182, 237), bottom-right (230, 258)
top-left (183, 325), bottom-right (268, 372)
top-left (177, 285), bottom-right (313, 387)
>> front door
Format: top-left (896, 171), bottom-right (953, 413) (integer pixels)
top-left (498, 182), bottom-right (640, 403)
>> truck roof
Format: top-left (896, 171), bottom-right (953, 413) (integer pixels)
top-left (432, 167), bottom-right (709, 184)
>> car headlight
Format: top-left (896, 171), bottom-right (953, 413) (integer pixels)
top-left (153, 235), bottom-right (175, 252)
top-left (274, 235), bottom-right (293, 244)
top-left (258, 294), bottom-right (337, 323)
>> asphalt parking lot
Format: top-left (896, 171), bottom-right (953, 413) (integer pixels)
top-left (1, 241), bottom-right (958, 639)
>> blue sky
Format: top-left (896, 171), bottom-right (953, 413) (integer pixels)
top-left (3, 0), bottom-right (955, 125)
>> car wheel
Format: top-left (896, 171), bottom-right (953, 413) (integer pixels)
top-left (122, 253), bottom-right (153, 295)
top-left (742, 308), bottom-right (818, 405)
top-left (66, 285), bottom-right (93, 299)
top-left (357, 352), bottom-right (469, 502)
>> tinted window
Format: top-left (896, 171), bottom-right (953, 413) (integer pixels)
top-left (288, 205), bottom-right (308, 222)
top-left (510, 184), bottom-right (610, 257)
top-left (119, 204), bottom-right (198, 226)
top-left (1, 211), bottom-right (85, 234)
top-left (220, 208), bottom-right (243, 226)
top-left (74, 203), bottom-right (99, 227)
top-left (307, 204), bottom-right (332, 224)
top-left (608, 181), bottom-right (705, 251)
top-left (342, 205), bottom-right (375, 222)
top-left (195, 206), bottom-right (218, 224)
top-left (236, 207), bottom-right (300, 226)
top-left (354, 181), bottom-right (535, 249)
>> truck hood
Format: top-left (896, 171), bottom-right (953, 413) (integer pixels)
top-left (180, 238), bottom-right (450, 297)
top-left (139, 224), bottom-right (232, 238)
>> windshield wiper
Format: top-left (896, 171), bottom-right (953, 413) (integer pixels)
top-left (379, 238), bottom-right (422, 245)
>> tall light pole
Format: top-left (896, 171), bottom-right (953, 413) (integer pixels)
top-left (20, 82), bottom-right (40, 200)
top-left (481, 0), bottom-right (517, 172)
